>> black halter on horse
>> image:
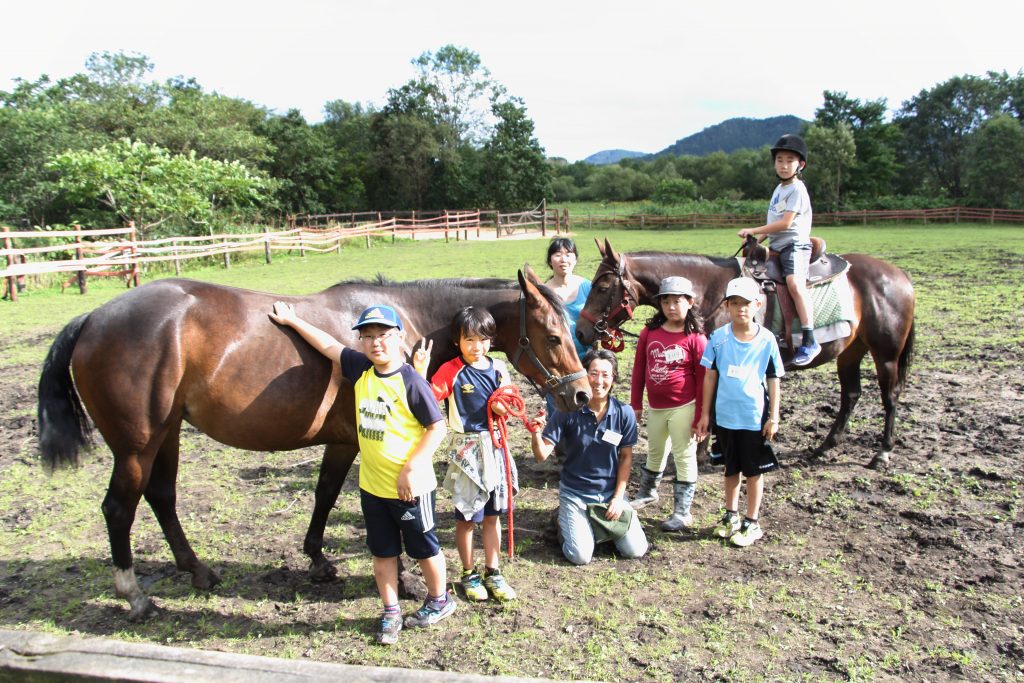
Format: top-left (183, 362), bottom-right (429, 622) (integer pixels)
top-left (510, 293), bottom-right (588, 396)
top-left (578, 258), bottom-right (640, 352)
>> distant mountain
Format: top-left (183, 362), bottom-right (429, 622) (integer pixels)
top-left (583, 149), bottom-right (648, 165)
top-left (652, 115), bottom-right (807, 158)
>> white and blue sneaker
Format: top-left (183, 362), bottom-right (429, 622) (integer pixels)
top-left (792, 342), bottom-right (821, 366)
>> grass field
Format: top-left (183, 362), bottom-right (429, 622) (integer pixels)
top-left (1, 223), bottom-right (1023, 681)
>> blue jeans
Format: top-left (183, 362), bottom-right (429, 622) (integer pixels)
top-left (558, 487), bottom-right (649, 565)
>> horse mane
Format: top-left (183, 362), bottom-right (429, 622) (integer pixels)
top-left (327, 275), bottom-right (567, 316)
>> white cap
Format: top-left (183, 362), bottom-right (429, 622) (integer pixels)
top-left (724, 277), bottom-right (760, 302)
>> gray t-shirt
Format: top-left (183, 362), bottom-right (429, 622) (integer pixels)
top-left (766, 178), bottom-right (812, 250)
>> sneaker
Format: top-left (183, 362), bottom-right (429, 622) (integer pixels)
top-left (460, 569), bottom-right (488, 602)
top-left (792, 342), bottom-right (821, 366)
top-left (483, 570), bottom-right (517, 602)
top-left (404, 593), bottom-right (457, 628)
top-left (730, 521), bottom-right (764, 547)
top-left (713, 511), bottom-right (741, 538)
top-left (377, 613), bottom-right (402, 645)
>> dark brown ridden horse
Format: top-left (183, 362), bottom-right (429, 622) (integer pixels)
top-left (37, 266), bottom-right (591, 620)
top-left (577, 238), bottom-right (915, 469)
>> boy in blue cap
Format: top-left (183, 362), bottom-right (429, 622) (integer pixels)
top-left (270, 301), bottom-right (452, 645)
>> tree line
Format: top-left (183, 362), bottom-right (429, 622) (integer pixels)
top-left (2, 50), bottom-right (1021, 239)
top-left (550, 71), bottom-right (1024, 212)
top-left (0, 47), bottom-right (550, 238)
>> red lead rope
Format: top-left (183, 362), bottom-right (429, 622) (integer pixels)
top-left (486, 384), bottom-right (541, 558)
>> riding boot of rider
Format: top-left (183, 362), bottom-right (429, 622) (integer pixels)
top-left (632, 467), bottom-right (662, 509)
top-left (661, 480), bottom-right (696, 531)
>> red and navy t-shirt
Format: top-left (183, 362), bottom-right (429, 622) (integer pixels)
top-left (429, 356), bottom-right (510, 433)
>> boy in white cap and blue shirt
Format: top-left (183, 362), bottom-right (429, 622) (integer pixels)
top-left (269, 301), bottom-right (452, 645)
top-left (694, 277), bottom-right (783, 547)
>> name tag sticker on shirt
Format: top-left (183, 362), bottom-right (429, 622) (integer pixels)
top-left (662, 347), bottom-right (683, 363)
top-left (726, 364), bottom-right (752, 380)
top-left (601, 430), bottom-right (623, 446)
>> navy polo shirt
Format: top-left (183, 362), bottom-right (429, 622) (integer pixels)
top-left (542, 397), bottom-right (638, 496)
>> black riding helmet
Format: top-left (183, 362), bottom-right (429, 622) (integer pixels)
top-left (770, 134), bottom-right (808, 164)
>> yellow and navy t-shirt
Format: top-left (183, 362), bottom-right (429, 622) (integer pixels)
top-left (341, 349), bottom-right (444, 499)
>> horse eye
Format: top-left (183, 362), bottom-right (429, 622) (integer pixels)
top-left (547, 335), bottom-right (560, 346)
top-left (598, 284), bottom-right (609, 293)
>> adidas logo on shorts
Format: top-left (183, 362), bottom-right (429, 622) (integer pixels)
top-left (400, 510), bottom-right (416, 521)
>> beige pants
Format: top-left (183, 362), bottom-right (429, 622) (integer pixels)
top-left (644, 402), bottom-right (698, 483)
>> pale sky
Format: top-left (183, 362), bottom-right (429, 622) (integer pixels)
top-left (4, 0), bottom-right (1022, 162)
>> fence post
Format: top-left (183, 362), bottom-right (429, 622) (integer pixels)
top-left (263, 226), bottom-right (272, 264)
top-left (74, 223), bottom-right (87, 295)
top-left (495, 211), bottom-right (501, 239)
top-left (2, 226), bottom-right (16, 302)
top-left (588, 213), bottom-right (592, 230)
top-left (445, 210), bottom-right (450, 243)
top-left (298, 228), bottom-right (305, 258)
top-left (128, 222), bottom-right (140, 287)
top-left (541, 205), bottom-right (547, 236)
top-left (563, 208), bottom-right (569, 233)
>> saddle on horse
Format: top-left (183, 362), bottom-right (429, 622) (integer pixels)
top-left (740, 236), bottom-right (850, 350)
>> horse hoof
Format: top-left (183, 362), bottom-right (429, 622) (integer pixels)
top-left (308, 559), bottom-right (338, 583)
top-left (127, 596), bottom-right (158, 622)
top-left (867, 451), bottom-right (891, 470)
top-left (191, 566), bottom-right (221, 590)
top-left (398, 570), bottom-right (427, 601)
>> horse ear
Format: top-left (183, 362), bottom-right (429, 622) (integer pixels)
top-left (518, 268), bottom-right (544, 309)
top-left (522, 263), bottom-right (543, 286)
top-left (595, 237), bottom-right (606, 257)
top-left (605, 238), bottom-right (620, 265)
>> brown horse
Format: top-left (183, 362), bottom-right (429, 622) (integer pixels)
top-left (577, 239), bottom-right (915, 469)
top-left (37, 267), bottom-right (591, 620)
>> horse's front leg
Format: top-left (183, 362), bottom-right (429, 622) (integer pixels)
top-left (304, 442), bottom-right (358, 582)
top-left (816, 347), bottom-right (865, 456)
top-left (144, 423), bottom-right (220, 591)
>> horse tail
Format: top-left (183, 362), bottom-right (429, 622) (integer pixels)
top-left (37, 313), bottom-right (93, 470)
top-left (897, 321), bottom-right (915, 393)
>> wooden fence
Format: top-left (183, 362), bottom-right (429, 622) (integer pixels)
top-left (1, 207), bottom-right (568, 301)
top-left (578, 205), bottom-right (1024, 229)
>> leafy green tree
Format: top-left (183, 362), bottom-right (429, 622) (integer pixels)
top-left (814, 91), bottom-right (900, 200)
top-left (258, 109), bottom-right (338, 214)
top-left (895, 74), bottom-right (1005, 197)
top-left (368, 110), bottom-right (440, 209)
top-left (803, 122), bottom-right (857, 212)
top-left (49, 139), bottom-right (275, 237)
top-left (963, 114), bottom-right (1024, 208)
top-left (138, 77), bottom-right (272, 167)
top-left (411, 45), bottom-right (503, 146)
top-left (652, 178), bottom-right (697, 204)
top-left (481, 98), bottom-right (550, 208)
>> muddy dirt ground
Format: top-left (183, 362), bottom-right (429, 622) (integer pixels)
top-left (1, 324), bottom-right (1022, 681)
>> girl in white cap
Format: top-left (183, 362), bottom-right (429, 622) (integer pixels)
top-left (629, 276), bottom-right (707, 531)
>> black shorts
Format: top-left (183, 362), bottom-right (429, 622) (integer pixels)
top-left (715, 427), bottom-right (779, 478)
top-left (360, 489), bottom-right (441, 560)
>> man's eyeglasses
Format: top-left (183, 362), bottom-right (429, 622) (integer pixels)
top-left (359, 329), bottom-right (399, 344)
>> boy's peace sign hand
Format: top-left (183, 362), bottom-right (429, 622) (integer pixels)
top-left (412, 337), bottom-right (433, 378)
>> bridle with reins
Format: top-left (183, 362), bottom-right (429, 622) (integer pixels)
top-left (508, 293), bottom-right (587, 399)
top-left (578, 257), bottom-right (641, 353)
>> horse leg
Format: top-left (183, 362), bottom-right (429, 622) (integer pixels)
top-left (867, 356), bottom-right (903, 470)
top-left (143, 421), bottom-right (221, 590)
top-left (304, 443), bottom-right (357, 582)
top-left (816, 342), bottom-right (866, 456)
top-left (102, 455), bottom-right (156, 621)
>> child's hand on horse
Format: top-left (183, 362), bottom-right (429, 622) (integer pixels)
top-left (269, 301), bottom-right (297, 326)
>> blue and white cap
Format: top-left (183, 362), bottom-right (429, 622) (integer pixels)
top-left (352, 304), bottom-right (403, 330)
